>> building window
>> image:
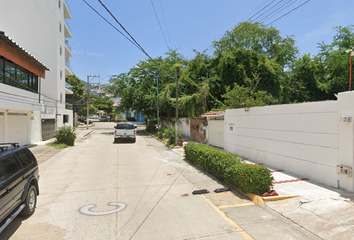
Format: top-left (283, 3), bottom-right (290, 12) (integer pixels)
top-left (63, 114), bottom-right (69, 124)
top-left (60, 46), bottom-right (62, 56)
top-left (58, 0), bottom-right (61, 8)
top-left (0, 58), bottom-right (4, 83)
top-left (60, 70), bottom-right (63, 80)
top-left (0, 56), bottom-right (40, 93)
top-left (59, 22), bottom-right (62, 33)
top-left (4, 61), bottom-right (16, 87)
top-left (60, 93), bottom-right (63, 103)
top-left (17, 68), bottom-right (29, 89)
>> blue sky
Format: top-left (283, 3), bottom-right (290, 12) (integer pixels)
top-left (66, 0), bottom-right (353, 84)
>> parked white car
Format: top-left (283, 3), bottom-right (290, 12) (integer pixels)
top-left (114, 122), bottom-right (136, 143)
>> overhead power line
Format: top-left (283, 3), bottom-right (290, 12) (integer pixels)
top-left (266, 0), bottom-right (311, 26)
top-left (252, 0), bottom-right (286, 23)
top-left (158, 0), bottom-right (172, 47)
top-left (94, 0), bottom-right (176, 79)
top-left (259, 0), bottom-right (298, 23)
top-left (82, 0), bottom-right (141, 51)
top-left (248, 0), bottom-right (278, 21)
top-left (150, 0), bottom-right (170, 50)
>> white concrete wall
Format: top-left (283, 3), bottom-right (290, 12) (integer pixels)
top-left (178, 118), bottom-right (191, 139)
top-left (160, 118), bottom-right (191, 138)
top-left (225, 92), bottom-right (354, 191)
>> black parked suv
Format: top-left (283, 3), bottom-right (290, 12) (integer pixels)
top-left (0, 143), bottom-right (39, 233)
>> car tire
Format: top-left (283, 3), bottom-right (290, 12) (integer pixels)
top-left (20, 185), bottom-right (37, 217)
top-left (114, 138), bottom-right (118, 143)
top-left (132, 138), bottom-right (136, 143)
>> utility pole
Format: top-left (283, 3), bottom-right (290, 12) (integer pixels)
top-left (350, 51), bottom-right (353, 91)
top-left (86, 75), bottom-right (100, 129)
top-left (175, 67), bottom-right (179, 145)
top-left (86, 76), bottom-right (90, 129)
top-left (346, 47), bottom-right (354, 91)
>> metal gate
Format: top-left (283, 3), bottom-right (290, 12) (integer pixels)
top-left (42, 119), bottom-right (55, 141)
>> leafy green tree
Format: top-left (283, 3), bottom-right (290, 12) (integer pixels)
top-left (78, 105), bottom-right (98, 116)
top-left (223, 74), bottom-right (278, 109)
top-left (287, 54), bottom-right (326, 102)
top-left (65, 74), bottom-right (86, 111)
top-left (316, 25), bottom-right (354, 98)
top-left (90, 95), bottom-right (114, 115)
top-left (109, 50), bottom-right (194, 120)
top-left (213, 21), bottom-right (298, 68)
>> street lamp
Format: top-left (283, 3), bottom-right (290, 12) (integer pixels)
top-left (345, 47), bottom-right (354, 91)
top-left (134, 66), bottom-right (160, 130)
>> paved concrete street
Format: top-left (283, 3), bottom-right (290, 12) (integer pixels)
top-left (1, 122), bottom-right (320, 240)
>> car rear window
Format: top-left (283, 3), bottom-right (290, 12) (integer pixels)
top-left (116, 124), bottom-right (134, 129)
top-left (1, 154), bottom-right (20, 178)
top-left (15, 148), bottom-right (35, 168)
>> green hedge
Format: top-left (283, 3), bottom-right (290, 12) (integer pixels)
top-left (184, 142), bottom-right (273, 195)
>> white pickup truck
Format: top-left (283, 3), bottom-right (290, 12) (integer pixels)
top-left (114, 122), bottom-right (137, 143)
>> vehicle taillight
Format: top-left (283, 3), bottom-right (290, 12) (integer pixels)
top-left (115, 130), bottom-right (117, 134)
top-left (134, 130), bottom-right (136, 135)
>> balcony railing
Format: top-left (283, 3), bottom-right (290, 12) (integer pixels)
top-left (65, 59), bottom-right (73, 72)
top-left (65, 40), bottom-right (72, 52)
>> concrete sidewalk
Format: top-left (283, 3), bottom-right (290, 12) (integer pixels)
top-left (172, 143), bottom-right (354, 240)
top-left (28, 127), bottom-right (94, 164)
top-left (265, 169), bottom-right (354, 240)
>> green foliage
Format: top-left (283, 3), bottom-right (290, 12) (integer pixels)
top-left (184, 143), bottom-right (273, 195)
top-left (155, 127), bottom-right (182, 146)
top-left (223, 74), bottom-right (278, 110)
top-left (213, 21), bottom-right (298, 68)
top-left (146, 118), bottom-right (157, 132)
top-left (78, 105), bottom-right (99, 117)
top-left (90, 95), bottom-right (114, 115)
top-left (54, 126), bottom-right (76, 146)
top-left (66, 74), bottom-right (86, 101)
top-left (46, 142), bottom-right (68, 149)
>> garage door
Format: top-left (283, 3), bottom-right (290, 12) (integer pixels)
top-left (208, 120), bottom-right (224, 148)
top-left (7, 113), bottom-right (28, 145)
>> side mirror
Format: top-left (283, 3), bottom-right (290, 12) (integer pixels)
top-left (135, 126), bottom-right (137, 129)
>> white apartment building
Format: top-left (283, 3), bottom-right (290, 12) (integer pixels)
top-left (0, 32), bottom-right (49, 145)
top-left (0, 0), bottom-right (74, 142)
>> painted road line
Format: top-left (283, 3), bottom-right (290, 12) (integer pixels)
top-left (219, 203), bottom-right (255, 209)
top-left (203, 196), bottom-right (254, 240)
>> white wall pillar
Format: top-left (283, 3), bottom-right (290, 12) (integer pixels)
top-left (337, 91), bottom-right (354, 191)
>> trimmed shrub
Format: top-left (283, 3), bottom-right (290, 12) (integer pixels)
top-left (55, 126), bottom-right (76, 146)
top-left (184, 142), bottom-right (273, 195)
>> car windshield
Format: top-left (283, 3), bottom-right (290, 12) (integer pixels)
top-left (116, 123), bottom-right (134, 129)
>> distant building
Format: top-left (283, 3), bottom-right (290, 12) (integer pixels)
top-left (0, 0), bottom-right (74, 141)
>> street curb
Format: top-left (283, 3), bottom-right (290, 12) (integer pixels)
top-left (243, 192), bottom-right (265, 205)
top-left (262, 195), bottom-right (299, 202)
top-left (80, 129), bottom-right (95, 140)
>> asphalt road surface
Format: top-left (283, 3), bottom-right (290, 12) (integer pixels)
top-left (1, 122), bottom-right (320, 240)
